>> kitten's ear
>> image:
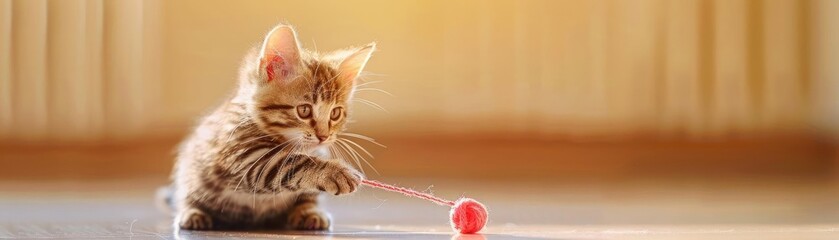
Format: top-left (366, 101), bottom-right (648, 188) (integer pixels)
top-left (338, 43), bottom-right (376, 85)
top-left (259, 25), bottom-right (301, 83)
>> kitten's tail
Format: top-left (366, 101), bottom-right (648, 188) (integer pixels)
top-left (155, 184), bottom-right (176, 215)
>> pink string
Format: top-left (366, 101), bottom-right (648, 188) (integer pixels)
top-left (361, 179), bottom-right (455, 207)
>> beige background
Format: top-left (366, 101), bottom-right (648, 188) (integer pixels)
top-left (0, 0), bottom-right (838, 182)
top-left (159, 0), bottom-right (839, 137)
top-left (1, 0), bottom-right (838, 141)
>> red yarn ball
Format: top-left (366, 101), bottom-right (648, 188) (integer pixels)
top-left (449, 198), bottom-right (488, 234)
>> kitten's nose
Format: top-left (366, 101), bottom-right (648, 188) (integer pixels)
top-left (316, 135), bottom-right (329, 143)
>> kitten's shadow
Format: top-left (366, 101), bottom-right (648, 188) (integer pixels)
top-left (173, 227), bottom-right (560, 240)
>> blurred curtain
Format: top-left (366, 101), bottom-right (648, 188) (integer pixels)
top-left (431, 0), bottom-right (818, 136)
top-left (1, 0), bottom-right (837, 141)
top-left (0, 0), bottom-right (160, 141)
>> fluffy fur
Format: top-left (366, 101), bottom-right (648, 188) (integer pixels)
top-left (158, 24), bottom-right (376, 231)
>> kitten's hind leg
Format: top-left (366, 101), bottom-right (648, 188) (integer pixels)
top-left (286, 195), bottom-right (331, 231)
top-left (176, 207), bottom-right (214, 230)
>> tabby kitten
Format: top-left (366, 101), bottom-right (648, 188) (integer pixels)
top-left (159, 24), bottom-right (375, 231)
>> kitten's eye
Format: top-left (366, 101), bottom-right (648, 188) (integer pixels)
top-left (330, 107), bottom-right (342, 121)
top-left (297, 104), bottom-right (312, 118)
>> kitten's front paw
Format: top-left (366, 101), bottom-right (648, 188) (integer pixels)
top-left (286, 203), bottom-right (331, 230)
top-left (317, 162), bottom-right (362, 196)
top-left (177, 208), bottom-right (213, 230)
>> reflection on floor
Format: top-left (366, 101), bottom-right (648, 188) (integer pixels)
top-left (1, 178), bottom-right (839, 239)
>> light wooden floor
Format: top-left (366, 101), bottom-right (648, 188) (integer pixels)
top-left (1, 178), bottom-right (839, 239)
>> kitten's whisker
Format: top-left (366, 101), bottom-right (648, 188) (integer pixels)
top-left (238, 142), bottom-right (292, 193)
top-left (318, 68), bottom-right (345, 94)
top-left (338, 78), bottom-right (376, 96)
top-left (354, 80), bottom-right (383, 88)
top-left (326, 145), bottom-right (344, 160)
top-left (353, 88), bottom-right (394, 97)
top-left (338, 132), bottom-right (387, 148)
top-left (335, 141), bottom-right (365, 175)
top-left (337, 138), bottom-right (378, 175)
top-left (336, 140), bottom-right (369, 175)
top-left (254, 141), bottom-right (292, 193)
top-left (275, 138), bottom-right (307, 191)
top-left (328, 144), bottom-right (350, 169)
top-left (327, 67), bottom-right (362, 98)
top-left (226, 117), bottom-right (252, 142)
top-left (353, 98), bottom-right (388, 112)
top-left (359, 72), bottom-right (387, 77)
top-left (273, 139), bottom-right (302, 191)
top-left (337, 139), bottom-right (379, 175)
top-left (332, 75), bottom-right (380, 98)
top-left (255, 139), bottom-right (301, 208)
top-left (272, 140), bottom-right (301, 210)
top-left (228, 136), bottom-right (289, 174)
top-left (339, 138), bottom-right (375, 159)
top-left (233, 137), bottom-right (300, 193)
top-left (239, 133), bottom-right (285, 145)
top-left (235, 143), bottom-right (282, 192)
top-left (338, 132), bottom-right (376, 141)
top-left (331, 144), bottom-right (363, 175)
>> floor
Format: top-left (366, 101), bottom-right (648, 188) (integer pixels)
top-left (2, 178), bottom-right (839, 239)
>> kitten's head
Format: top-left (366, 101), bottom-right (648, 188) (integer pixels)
top-left (238, 24), bottom-right (375, 149)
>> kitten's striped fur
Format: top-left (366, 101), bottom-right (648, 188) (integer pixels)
top-left (158, 24), bottom-right (376, 231)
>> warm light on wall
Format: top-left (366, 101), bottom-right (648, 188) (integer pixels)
top-left (1, 0), bottom-right (837, 141)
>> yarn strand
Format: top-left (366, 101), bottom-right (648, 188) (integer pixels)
top-left (360, 178), bottom-right (488, 234)
top-left (361, 179), bottom-right (455, 207)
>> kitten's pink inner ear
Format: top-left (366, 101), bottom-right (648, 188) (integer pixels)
top-left (263, 55), bottom-right (288, 82)
top-left (259, 25), bottom-right (301, 83)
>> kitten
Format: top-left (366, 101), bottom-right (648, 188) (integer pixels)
top-left (157, 24), bottom-right (375, 231)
